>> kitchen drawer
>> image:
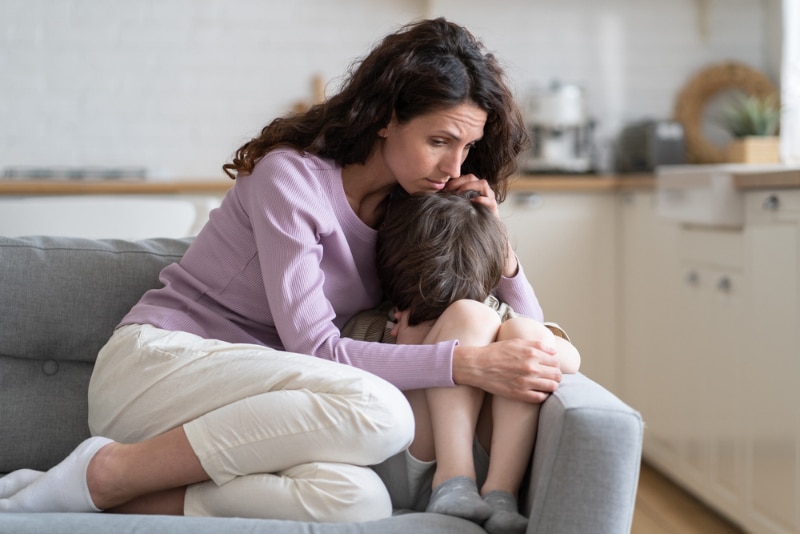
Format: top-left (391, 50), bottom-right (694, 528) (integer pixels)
top-left (677, 226), bottom-right (744, 269)
top-left (745, 190), bottom-right (800, 223)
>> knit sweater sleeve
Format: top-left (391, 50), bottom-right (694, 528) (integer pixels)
top-left (240, 151), bottom-right (456, 390)
top-left (495, 259), bottom-right (544, 322)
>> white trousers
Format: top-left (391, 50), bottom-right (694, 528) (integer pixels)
top-left (87, 324), bottom-right (414, 521)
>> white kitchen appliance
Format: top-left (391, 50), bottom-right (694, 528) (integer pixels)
top-left (522, 82), bottom-right (594, 173)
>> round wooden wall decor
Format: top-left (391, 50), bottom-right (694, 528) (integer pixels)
top-left (674, 61), bottom-right (777, 163)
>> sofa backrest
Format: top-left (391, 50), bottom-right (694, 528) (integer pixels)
top-left (0, 236), bottom-right (190, 471)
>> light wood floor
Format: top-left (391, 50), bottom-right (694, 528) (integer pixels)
top-left (632, 463), bottom-right (744, 534)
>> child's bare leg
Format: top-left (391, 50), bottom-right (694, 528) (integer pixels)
top-left (426, 385), bottom-right (485, 486)
top-left (482, 396), bottom-right (539, 496)
top-left (478, 317), bottom-right (554, 532)
top-left (404, 389), bottom-right (435, 462)
top-left (484, 316), bottom-right (554, 492)
top-left (417, 300), bottom-right (500, 522)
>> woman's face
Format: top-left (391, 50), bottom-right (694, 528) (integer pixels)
top-left (379, 102), bottom-right (488, 194)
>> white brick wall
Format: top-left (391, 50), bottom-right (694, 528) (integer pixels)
top-left (0, 0), bottom-right (778, 178)
top-left (430, 0), bottom-right (772, 143)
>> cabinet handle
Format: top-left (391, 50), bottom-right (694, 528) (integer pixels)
top-left (685, 271), bottom-right (699, 286)
top-left (762, 194), bottom-right (780, 211)
top-left (514, 192), bottom-right (544, 209)
top-left (717, 276), bottom-right (732, 292)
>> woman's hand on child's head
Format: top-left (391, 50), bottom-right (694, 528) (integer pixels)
top-left (444, 174), bottom-right (500, 218)
top-left (391, 309), bottom-right (435, 345)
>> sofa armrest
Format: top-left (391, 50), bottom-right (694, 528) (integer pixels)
top-left (523, 373), bottom-right (643, 534)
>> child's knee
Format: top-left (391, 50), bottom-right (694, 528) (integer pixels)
top-left (440, 299), bottom-right (501, 332)
top-left (499, 317), bottom-right (555, 345)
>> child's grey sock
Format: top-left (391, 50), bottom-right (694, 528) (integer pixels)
top-left (483, 490), bottom-right (528, 534)
top-left (426, 476), bottom-right (492, 524)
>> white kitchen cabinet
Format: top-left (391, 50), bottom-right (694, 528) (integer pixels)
top-left (501, 190), bottom-right (618, 391)
top-left (671, 228), bottom-right (747, 517)
top-left (619, 191), bottom-right (747, 516)
top-left (0, 194), bottom-right (222, 239)
top-left (740, 190), bottom-right (800, 534)
top-left (620, 187), bottom-right (800, 533)
top-left (617, 191), bottom-right (684, 472)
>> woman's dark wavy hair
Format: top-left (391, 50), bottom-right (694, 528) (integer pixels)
top-left (223, 17), bottom-right (529, 201)
top-left (377, 190), bottom-right (507, 326)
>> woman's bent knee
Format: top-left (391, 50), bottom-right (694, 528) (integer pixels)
top-left (316, 463), bottom-right (394, 522)
top-left (358, 373), bottom-right (415, 461)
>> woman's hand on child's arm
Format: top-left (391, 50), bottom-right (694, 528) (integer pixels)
top-left (452, 339), bottom-right (562, 404)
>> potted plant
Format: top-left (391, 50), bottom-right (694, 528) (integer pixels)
top-left (722, 93), bottom-right (781, 163)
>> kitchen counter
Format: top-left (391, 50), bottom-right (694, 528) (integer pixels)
top-left (733, 168), bottom-right (800, 189)
top-left (515, 168), bottom-right (800, 192)
top-left (0, 175), bottom-right (652, 195)
top-left (509, 174), bottom-right (654, 192)
top-left (0, 179), bottom-right (234, 196)
top-left (0, 168), bottom-right (797, 196)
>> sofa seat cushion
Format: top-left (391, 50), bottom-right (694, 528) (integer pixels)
top-left (0, 511), bottom-right (485, 533)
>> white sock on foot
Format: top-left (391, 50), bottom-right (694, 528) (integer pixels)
top-left (0, 469), bottom-right (44, 499)
top-left (0, 437), bottom-right (113, 513)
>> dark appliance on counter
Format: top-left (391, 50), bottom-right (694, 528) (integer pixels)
top-left (521, 82), bottom-right (595, 174)
top-left (615, 120), bottom-right (685, 173)
top-left (1, 167), bottom-right (147, 180)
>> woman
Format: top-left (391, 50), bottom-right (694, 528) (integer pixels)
top-left (0, 18), bottom-right (562, 521)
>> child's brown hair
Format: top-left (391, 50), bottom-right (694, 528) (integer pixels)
top-left (377, 191), bottom-right (508, 325)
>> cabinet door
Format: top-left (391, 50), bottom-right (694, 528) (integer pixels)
top-left (618, 191), bottom-right (683, 467)
top-left (501, 191), bottom-right (618, 391)
top-left (621, 194), bottom-right (747, 520)
top-left (742, 191), bottom-right (800, 534)
top-left (673, 263), bottom-right (745, 516)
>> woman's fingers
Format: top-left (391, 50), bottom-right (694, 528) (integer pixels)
top-left (445, 175), bottom-right (500, 216)
top-left (452, 340), bottom-right (563, 403)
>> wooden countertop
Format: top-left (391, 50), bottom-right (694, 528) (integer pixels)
top-left (0, 179), bottom-right (234, 195)
top-left (509, 174), bottom-right (655, 192)
top-left (733, 169), bottom-right (800, 189)
top-left (0, 169), bottom-right (797, 196)
top-left (0, 175), bottom-right (655, 196)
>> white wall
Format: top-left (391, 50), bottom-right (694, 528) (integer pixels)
top-left (429, 0), bottom-right (773, 149)
top-left (781, 0), bottom-right (799, 163)
top-left (0, 0), bottom-right (778, 179)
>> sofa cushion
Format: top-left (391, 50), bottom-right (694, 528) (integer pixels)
top-left (0, 236), bottom-right (190, 364)
top-left (0, 236), bottom-right (190, 471)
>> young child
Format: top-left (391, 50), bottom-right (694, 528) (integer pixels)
top-left (342, 190), bottom-right (580, 533)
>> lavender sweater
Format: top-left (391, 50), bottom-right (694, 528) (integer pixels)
top-left (120, 149), bottom-right (544, 390)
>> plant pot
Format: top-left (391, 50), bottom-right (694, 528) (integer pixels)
top-left (726, 136), bottom-right (780, 164)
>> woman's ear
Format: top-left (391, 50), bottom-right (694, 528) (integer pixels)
top-left (379, 111), bottom-right (399, 139)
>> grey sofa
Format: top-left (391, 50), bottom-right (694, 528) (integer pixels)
top-left (0, 235), bottom-right (644, 533)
